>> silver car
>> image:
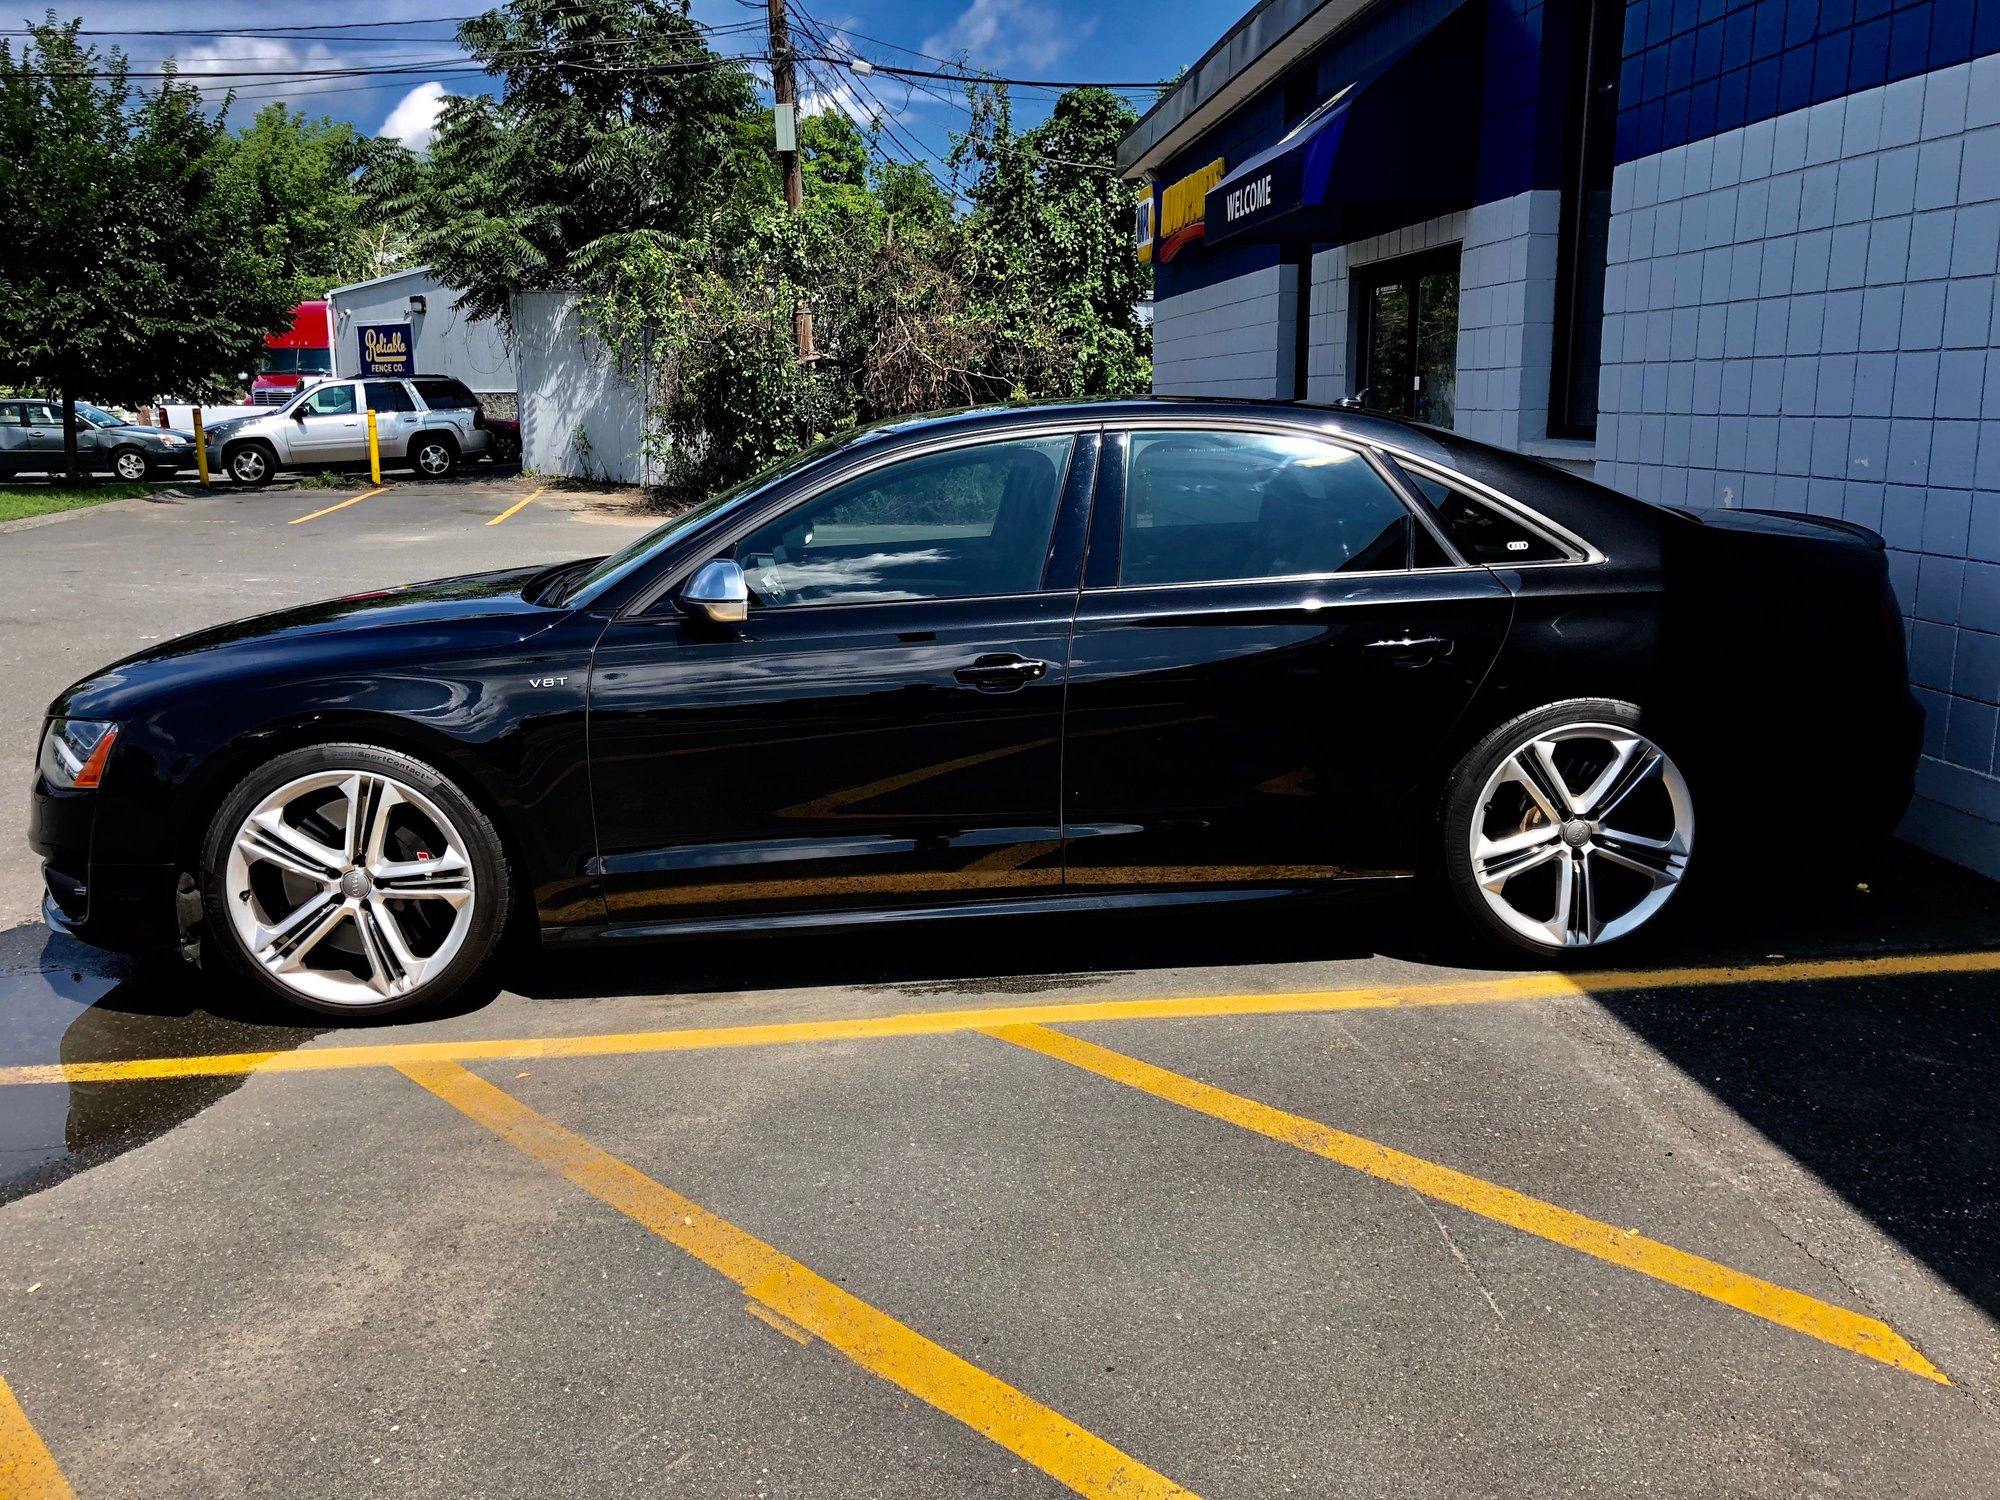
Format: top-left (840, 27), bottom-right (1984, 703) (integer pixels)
top-left (0, 400), bottom-right (198, 480)
top-left (204, 376), bottom-right (492, 486)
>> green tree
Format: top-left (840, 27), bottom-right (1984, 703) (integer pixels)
top-left (954, 84), bottom-right (1153, 400)
top-left (367, 0), bottom-right (759, 325)
top-left (0, 17), bottom-right (294, 478)
top-left (213, 103), bottom-right (393, 303)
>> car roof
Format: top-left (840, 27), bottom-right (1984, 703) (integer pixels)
top-left (843, 397), bottom-right (1667, 545)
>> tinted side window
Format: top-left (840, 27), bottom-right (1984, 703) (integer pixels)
top-left (1119, 431), bottom-right (1414, 586)
top-left (1404, 470), bottom-right (1568, 564)
top-left (0, 403), bottom-right (20, 425)
top-left (413, 379), bottom-right (477, 411)
top-left (732, 437), bottom-right (1074, 607)
top-left (301, 384), bottom-right (357, 416)
top-left (366, 381), bottom-right (416, 413)
top-left (22, 402), bottom-right (60, 427)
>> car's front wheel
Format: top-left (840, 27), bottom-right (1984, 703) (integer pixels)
top-left (110, 445), bottom-right (152, 481)
top-left (199, 743), bottom-right (513, 1017)
top-left (1441, 700), bottom-right (1694, 956)
top-left (225, 442), bottom-right (276, 486)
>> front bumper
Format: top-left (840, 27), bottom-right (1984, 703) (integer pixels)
top-left (40, 859), bottom-right (184, 954)
top-left (31, 774), bottom-right (184, 954)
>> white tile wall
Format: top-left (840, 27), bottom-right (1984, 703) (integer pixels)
top-left (1598, 53), bottom-right (2000, 874)
top-left (1150, 264), bottom-right (1300, 397)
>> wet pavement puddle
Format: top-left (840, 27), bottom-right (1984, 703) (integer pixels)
top-left (0, 924), bottom-right (326, 1204)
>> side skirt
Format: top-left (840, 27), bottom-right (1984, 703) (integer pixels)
top-left (540, 876), bottom-right (1413, 946)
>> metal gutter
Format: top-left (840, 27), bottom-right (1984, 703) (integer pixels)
top-left (1116, 0), bottom-right (1381, 180)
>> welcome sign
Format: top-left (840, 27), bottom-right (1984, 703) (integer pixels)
top-left (359, 322), bottom-right (413, 377)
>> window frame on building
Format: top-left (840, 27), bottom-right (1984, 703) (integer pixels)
top-left (1349, 246), bottom-right (1463, 428)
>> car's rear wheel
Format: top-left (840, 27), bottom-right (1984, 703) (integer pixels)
top-left (1441, 700), bottom-right (1694, 956)
top-left (226, 442), bottom-right (275, 486)
top-left (199, 744), bottom-right (512, 1017)
top-left (411, 434), bottom-right (458, 479)
top-left (110, 445), bottom-right (151, 481)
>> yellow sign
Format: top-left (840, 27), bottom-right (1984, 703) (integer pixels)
top-left (1157, 157), bottom-right (1226, 262)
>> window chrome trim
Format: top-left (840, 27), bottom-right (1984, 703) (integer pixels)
top-left (622, 421), bottom-right (1104, 618)
top-left (1373, 444), bottom-right (1603, 567)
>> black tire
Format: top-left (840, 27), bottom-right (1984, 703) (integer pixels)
top-left (1440, 698), bottom-right (1696, 959)
top-left (198, 742), bottom-right (514, 1019)
top-left (110, 445), bottom-right (153, 482)
top-left (225, 441), bottom-right (277, 487)
top-left (409, 433), bottom-right (459, 480)
top-left (490, 432), bottom-right (521, 465)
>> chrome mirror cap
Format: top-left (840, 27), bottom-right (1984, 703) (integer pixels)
top-left (682, 558), bottom-right (749, 625)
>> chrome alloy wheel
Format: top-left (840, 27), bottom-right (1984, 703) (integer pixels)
top-left (415, 440), bottom-right (453, 476)
top-left (223, 770), bottom-right (477, 1007)
top-left (113, 448), bottom-right (150, 480)
top-left (1469, 724), bottom-right (1692, 949)
top-left (229, 446), bottom-right (269, 483)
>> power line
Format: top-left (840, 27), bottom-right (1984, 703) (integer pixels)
top-left (0, 15), bottom-right (482, 37)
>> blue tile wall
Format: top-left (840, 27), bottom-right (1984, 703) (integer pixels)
top-left (1617, 0), bottom-right (2000, 162)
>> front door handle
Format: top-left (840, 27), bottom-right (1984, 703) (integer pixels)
top-left (1364, 634), bottom-right (1453, 661)
top-left (954, 654), bottom-right (1052, 691)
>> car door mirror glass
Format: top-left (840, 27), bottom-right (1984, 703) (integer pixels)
top-left (681, 559), bottom-right (748, 625)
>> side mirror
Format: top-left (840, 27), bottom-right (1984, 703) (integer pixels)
top-left (681, 558), bottom-right (748, 625)
top-left (293, 409), bottom-right (308, 422)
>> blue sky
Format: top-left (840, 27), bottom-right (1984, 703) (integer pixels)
top-left (23, 0), bottom-right (1245, 174)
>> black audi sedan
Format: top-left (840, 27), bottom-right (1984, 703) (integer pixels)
top-left (31, 399), bottom-right (1921, 1016)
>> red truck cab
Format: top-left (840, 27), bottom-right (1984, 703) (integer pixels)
top-left (249, 301), bottom-right (334, 406)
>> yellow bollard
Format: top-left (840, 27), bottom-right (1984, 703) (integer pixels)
top-left (192, 409), bottom-right (209, 486)
top-left (366, 409), bottom-right (382, 486)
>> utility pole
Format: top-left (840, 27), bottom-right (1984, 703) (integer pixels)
top-left (766, 0), bottom-right (816, 359)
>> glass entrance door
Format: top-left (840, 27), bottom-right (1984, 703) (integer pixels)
top-left (1356, 249), bottom-right (1460, 428)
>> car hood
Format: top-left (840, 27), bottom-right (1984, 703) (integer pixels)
top-left (50, 563), bottom-right (586, 719)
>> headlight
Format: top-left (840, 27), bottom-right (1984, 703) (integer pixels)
top-left (38, 719), bottom-right (120, 790)
top-left (158, 434), bottom-right (187, 447)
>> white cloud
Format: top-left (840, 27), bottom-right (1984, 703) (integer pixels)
top-left (921, 0), bottom-right (1095, 75)
top-left (174, 36), bottom-right (345, 77)
top-left (379, 81), bottom-right (452, 153)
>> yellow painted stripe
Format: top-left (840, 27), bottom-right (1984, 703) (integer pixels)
top-left (289, 486), bottom-right (387, 524)
top-left (487, 485), bottom-right (545, 525)
top-left (3, 947), bottom-right (1998, 1089)
top-left (986, 1022), bottom-right (1947, 1385)
top-left (0, 1374), bottom-right (73, 1500)
top-left (398, 1061), bottom-right (1196, 1498)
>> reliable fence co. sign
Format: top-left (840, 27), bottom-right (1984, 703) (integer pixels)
top-left (359, 322), bottom-right (414, 377)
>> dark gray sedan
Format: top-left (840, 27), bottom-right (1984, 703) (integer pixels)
top-left (0, 400), bottom-right (198, 480)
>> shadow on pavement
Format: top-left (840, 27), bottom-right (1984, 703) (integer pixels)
top-left (5, 839), bottom-right (1997, 1323)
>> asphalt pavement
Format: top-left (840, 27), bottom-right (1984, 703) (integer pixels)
top-left (0, 476), bottom-right (1997, 1499)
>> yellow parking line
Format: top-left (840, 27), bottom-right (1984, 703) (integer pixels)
top-left (399, 1061), bottom-right (1197, 1499)
top-left (985, 1022), bottom-right (1947, 1384)
top-left (487, 485), bottom-right (545, 525)
top-left (289, 486), bottom-right (386, 524)
top-left (0, 1374), bottom-right (73, 1499)
top-left (3, 947), bottom-right (1998, 1089)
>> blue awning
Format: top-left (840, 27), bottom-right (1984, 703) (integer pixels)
top-left (1203, 3), bottom-right (1484, 250)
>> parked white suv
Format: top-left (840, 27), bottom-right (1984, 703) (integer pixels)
top-left (204, 376), bottom-right (492, 485)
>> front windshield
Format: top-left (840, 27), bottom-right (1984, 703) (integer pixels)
top-left (559, 433), bottom-right (866, 605)
top-left (77, 403), bottom-right (125, 428)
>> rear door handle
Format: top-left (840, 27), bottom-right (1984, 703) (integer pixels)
top-left (1364, 635), bottom-right (1453, 660)
top-left (954, 654), bottom-right (1052, 691)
